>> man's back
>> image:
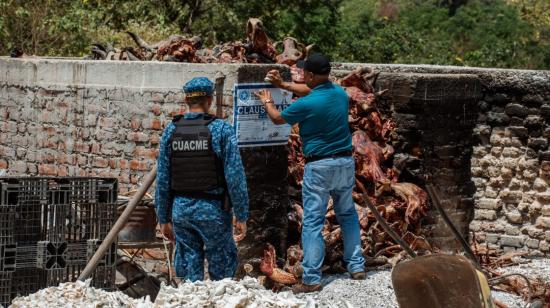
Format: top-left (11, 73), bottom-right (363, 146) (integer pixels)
top-left (155, 112), bottom-right (248, 225)
top-left (281, 81), bottom-right (352, 157)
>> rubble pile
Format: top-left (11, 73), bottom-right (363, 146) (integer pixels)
top-left (154, 277), bottom-right (349, 307)
top-left (9, 280), bottom-right (151, 308)
top-left (9, 278), bottom-right (350, 308)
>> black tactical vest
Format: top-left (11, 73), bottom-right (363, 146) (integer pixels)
top-left (170, 114), bottom-right (225, 200)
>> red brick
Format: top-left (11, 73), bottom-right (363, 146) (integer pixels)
top-left (46, 140), bottom-right (57, 149)
top-left (150, 134), bottom-right (160, 145)
top-left (131, 118), bottom-right (141, 130)
top-left (77, 155), bottom-right (87, 165)
top-left (169, 107), bottom-right (185, 117)
top-left (118, 172), bottom-right (130, 184)
top-left (74, 143), bottom-right (90, 153)
top-left (151, 118), bottom-right (162, 130)
top-left (92, 158), bottom-right (109, 168)
top-left (109, 159), bottom-right (117, 169)
top-left (40, 152), bottom-right (56, 163)
top-left (0, 159), bottom-right (7, 169)
top-left (127, 132), bottom-right (148, 143)
top-left (27, 163), bottom-right (37, 174)
top-left (151, 104), bottom-right (162, 116)
top-left (57, 141), bottom-right (66, 151)
top-left (119, 186), bottom-right (129, 195)
top-left (38, 164), bottom-right (57, 175)
top-left (58, 166), bottom-right (68, 176)
top-left (43, 126), bottom-right (56, 136)
top-left (99, 117), bottom-right (116, 128)
top-left (129, 160), bottom-right (149, 171)
top-left (97, 169), bottom-right (111, 177)
top-left (58, 154), bottom-right (77, 165)
top-left (134, 147), bottom-right (159, 159)
top-left (91, 143), bottom-right (101, 154)
top-left (119, 159), bottom-right (129, 169)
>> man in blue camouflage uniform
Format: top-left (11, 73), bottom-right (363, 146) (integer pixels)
top-left (155, 77), bottom-right (249, 281)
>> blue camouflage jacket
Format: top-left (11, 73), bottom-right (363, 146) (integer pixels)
top-left (155, 112), bottom-right (249, 224)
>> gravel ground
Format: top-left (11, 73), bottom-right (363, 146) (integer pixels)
top-left (497, 257), bottom-right (550, 282)
top-left (299, 269), bottom-right (530, 308)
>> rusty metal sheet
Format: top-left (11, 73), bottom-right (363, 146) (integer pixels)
top-left (117, 203), bottom-right (157, 243)
top-left (392, 254), bottom-right (488, 308)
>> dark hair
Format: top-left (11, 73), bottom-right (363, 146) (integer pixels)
top-left (186, 96), bottom-right (211, 106)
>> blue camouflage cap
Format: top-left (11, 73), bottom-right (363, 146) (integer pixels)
top-left (183, 77), bottom-right (214, 97)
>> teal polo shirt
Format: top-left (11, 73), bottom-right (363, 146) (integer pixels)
top-left (281, 81), bottom-right (352, 157)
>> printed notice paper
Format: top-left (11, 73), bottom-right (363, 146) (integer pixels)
top-left (233, 83), bottom-right (293, 147)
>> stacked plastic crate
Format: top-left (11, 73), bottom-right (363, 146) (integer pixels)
top-left (0, 177), bottom-right (118, 306)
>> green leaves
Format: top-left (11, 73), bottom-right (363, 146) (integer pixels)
top-left (0, 0), bottom-right (547, 69)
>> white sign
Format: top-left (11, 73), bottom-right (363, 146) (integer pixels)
top-left (233, 83), bottom-right (293, 147)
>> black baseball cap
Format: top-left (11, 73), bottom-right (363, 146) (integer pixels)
top-left (297, 53), bottom-right (331, 75)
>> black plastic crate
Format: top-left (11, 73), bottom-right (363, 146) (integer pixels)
top-left (0, 205), bottom-right (15, 245)
top-left (0, 272), bottom-right (11, 307)
top-left (0, 177), bottom-right (118, 305)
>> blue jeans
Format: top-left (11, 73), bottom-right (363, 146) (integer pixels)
top-left (301, 156), bottom-right (365, 285)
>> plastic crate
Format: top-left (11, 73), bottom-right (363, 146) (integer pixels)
top-left (0, 177), bottom-right (118, 305)
top-left (0, 272), bottom-right (11, 307)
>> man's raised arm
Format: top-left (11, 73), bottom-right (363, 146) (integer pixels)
top-left (265, 70), bottom-right (311, 97)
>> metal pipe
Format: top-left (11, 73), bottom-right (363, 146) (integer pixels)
top-left (78, 166), bottom-right (157, 281)
top-left (361, 193), bottom-right (417, 258)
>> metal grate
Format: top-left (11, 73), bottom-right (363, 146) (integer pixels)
top-left (0, 177), bottom-right (118, 306)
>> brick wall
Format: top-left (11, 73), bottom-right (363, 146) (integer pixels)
top-left (0, 57), bottom-right (290, 266)
top-left (0, 58), bottom-right (243, 193)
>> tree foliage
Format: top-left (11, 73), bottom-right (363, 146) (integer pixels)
top-left (0, 0), bottom-right (548, 69)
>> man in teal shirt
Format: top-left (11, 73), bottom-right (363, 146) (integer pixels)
top-left (256, 53), bottom-right (365, 293)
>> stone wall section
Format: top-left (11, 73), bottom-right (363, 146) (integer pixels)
top-left (469, 93), bottom-right (550, 256)
top-left (335, 64), bottom-right (549, 254)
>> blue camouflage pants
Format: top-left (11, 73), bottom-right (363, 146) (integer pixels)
top-left (171, 200), bottom-right (238, 281)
